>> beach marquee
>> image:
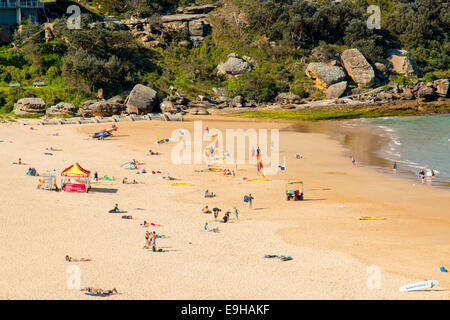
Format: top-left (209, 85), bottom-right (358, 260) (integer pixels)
top-left (61, 163), bottom-right (91, 178)
top-left (61, 163), bottom-right (91, 192)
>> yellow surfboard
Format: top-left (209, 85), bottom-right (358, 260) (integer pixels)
top-left (170, 183), bottom-right (194, 186)
top-left (358, 217), bottom-right (386, 220)
top-left (245, 178), bottom-right (271, 181)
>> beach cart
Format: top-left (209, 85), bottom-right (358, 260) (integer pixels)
top-left (286, 180), bottom-right (304, 201)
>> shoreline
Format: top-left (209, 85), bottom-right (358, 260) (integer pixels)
top-left (283, 118), bottom-right (450, 189)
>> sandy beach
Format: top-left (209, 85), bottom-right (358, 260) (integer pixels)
top-left (0, 115), bottom-right (448, 300)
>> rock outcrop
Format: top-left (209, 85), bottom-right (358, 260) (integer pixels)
top-left (217, 53), bottom-right (252, 77)
top-left (326, 81), bottom-right (347, 99)
top-left (386, 49), bottom-right (420, 77)
top-left (46, 102), bottom-right (76, 116)
top-left (13, 98), bottom-right (46, 115)
top-left (340, 49), bottom-right (375, 87)
top-left (78, 100), bottom-right (124, 117)
top-left (275, 92), bottom-right (302, 104)
top-left (125, 84), bottom-right (158, 114)
top-left (305, 62), bottom-right (347, 90)
top-left (433, 79), bottom-right (449, 97)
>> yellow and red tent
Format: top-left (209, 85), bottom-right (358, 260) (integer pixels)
top-left (61, 163), bottom-right (90, 178)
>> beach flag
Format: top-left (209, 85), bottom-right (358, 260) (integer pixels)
top-left (256, 148), bottom-right (264, 176)
top-left (205, 134), bottom-right (219, 158)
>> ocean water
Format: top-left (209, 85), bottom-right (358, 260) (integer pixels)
top-left (346, 114), bottom-right (450, 184)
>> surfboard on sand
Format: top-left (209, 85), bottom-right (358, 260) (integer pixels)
top-left (170, 183), bottom-right (194, 186)
top-left (399, 280), bottom-right (439, 292)
top-left (358, 217), bottom-right (386, 220)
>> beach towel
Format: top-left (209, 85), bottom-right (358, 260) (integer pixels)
top-left (170, 183), bottom-right (194, 186)
top-left (358, 217), bottom-right (386, 220)
top-left (262, 255), bottom-right (293, 261)
top-left (440, 267), bottom-right (448, 272)
top-left (84, 291), bottom-right (115, 297)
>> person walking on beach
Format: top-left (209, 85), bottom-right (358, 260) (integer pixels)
top-left (351, 156), bottom-right (356, 166)
top-left (234, 207), bottom-right (239, 221)
top-left (392, 162), bottom-right (397, 175)
top-left (244, 194), bottom-right (254, 209)
top-left (150, 231), bottom-right (157, 252)
top-left (144, 230), bottom-right (150, 249)
top-left (94, 171), bottom-right (98, 181)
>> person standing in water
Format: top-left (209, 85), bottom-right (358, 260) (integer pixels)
top-left (392, 162), bottom-right (397, 175)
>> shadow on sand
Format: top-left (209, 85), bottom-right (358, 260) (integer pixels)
top-left (89, 187), bottom-right (119, 194)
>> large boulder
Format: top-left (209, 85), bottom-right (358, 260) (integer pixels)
top-left (275, 92), bottom-right (302, 104)
top-left (160, 100), bottom-right (181, 114)
top-left (107, 95), bottom-right (125, 104)
top-left (305, 62), bottom-right (346, 90)
top-left (78, 100), bottom-right (124, 117)
top-left (188, 107), bottom-right (209, 115)
top-left (340, 49), bottom-right (375, 87)
top-left (232, 95), bottom-right (245, 108)
top-left (217, 54), bottom-right (252, 77)
top-left (125, 84), bottom-right (158, 114)
top-left (386, 49), bottom-right (420, 77)
top-left (13, 98), bottom-right (46, 115)
top-left (433, 79), bottom-right (449, 97)
top-left (46, 102), bottom-right (76, 117)
top-left (325, 81), bottom-right (347, 99)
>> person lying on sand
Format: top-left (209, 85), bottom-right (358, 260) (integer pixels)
top-left (141, 221), bottom-right (163, 228)
top-left (203, 190), bottom-right (216, 198)
top-left (65, 255), bottom-right (92, 262)
top-left (204, 222), bottom-right (219, 233)
top-left (122, 215), bottom-right (133, 219)
top-left (81, 287), bottom-right (119, 296)
top-left (202, 205), bottom-right (212, 214)
top-left (122, 177), bottom-right (128, 184)
top-left (147, 150), bottom-right (160, 155)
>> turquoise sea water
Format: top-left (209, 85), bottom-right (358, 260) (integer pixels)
top-left (347, 114), bottom-right (450, 183)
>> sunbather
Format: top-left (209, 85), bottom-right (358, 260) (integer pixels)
top-left (204, 222), bottom-right (219, 233)
top-left (203, 190), bottom-right (216, 198)
top-left (81, 287), bottom-right (119, 296)
top-left (202, 205), bottom-right (212, 214)
top-left (65, 255), bottom-right (92, 262)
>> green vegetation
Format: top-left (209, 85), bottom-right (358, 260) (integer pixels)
top-left (230, 103), bottom-right (450, 121)
top-left (0, 0), bottom-right (448, 114)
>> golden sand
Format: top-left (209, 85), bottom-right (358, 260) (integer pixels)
top-left (0, 116), bottom-right (448, 299)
